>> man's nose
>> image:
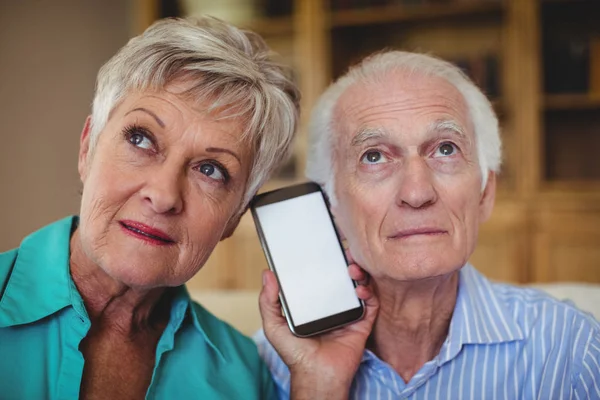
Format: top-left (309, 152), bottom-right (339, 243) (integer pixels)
top-left (140, 163), bottom-right (184, 215)
top-left (395, 156), bottom-right (437, 209)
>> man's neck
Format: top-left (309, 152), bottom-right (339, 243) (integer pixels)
top-left (369, 271), bottom-right (459, 384)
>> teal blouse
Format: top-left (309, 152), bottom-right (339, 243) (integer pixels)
top-left (0, 217), bottom-right (275, 399)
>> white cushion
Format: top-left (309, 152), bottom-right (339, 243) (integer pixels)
top-left (189, 283), bottom-right (600, 336)
top-left (529, 283), bottom-right (600, 321)
top-left (189, 290), bottom-right (262, 336)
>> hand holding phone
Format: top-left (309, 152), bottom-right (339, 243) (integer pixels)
top-left (253, 182), bottom-right (380, 397)
top-left (259, 261), bottom-right (379, 399)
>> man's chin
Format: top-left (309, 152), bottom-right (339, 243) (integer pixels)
top-left (374, 255), bottom-right (463, 282)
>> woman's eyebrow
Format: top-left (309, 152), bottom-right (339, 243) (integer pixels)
top-left (206, 147), bottom-right (241, 165)
top-left (126, 107), bottom-right (166, 128)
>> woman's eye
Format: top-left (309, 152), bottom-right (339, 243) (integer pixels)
top-left (198, 162), bottom-right (227, 182)
top-left (360, 150), bottom-right (388, 165)
top-left (434, 142), bottom-right (458, 157)
top-left (126, 130), bottom-right (153, 150)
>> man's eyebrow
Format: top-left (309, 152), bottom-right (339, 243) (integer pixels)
top-left (350, 127), bottom-right (388, 147)
top-left (427, 119), bottom-right (467, 139)
top-left (126, 107), bottom-right (166, 128)
top-left (206, 147), bottom-right (241, 164)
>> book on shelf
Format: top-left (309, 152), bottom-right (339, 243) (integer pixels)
top-left (330, 0), bottom-right (501, 9)
top-left (261, 0), bottom-right (293, 17)
top-left (544, 34), bottom-right (590, 94)
top-left (590, 36), bottom-right (600, 96)
top-left (451, 54), bottom-right (500, 99)
top-left (331, 0), bottom-right (387, 11)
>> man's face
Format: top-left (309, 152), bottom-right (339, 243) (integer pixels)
top-left (331, 70), bottom-right (496, 281)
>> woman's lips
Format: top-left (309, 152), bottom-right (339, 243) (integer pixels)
top-left (119, 220), bottom-right (175, 245)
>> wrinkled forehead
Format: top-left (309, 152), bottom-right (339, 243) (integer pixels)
top-left (332, 69), bottom-right (473, 145)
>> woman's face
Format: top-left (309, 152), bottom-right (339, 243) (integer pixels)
top-left (76, 85), bottom-right (252, 288)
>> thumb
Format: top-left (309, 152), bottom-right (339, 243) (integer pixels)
top-left (258, 270), bottom-right (288, 340)
top-left (363, 288), bottom-right (379, 327)
top-left (351, 281), bottom-right (379, 336)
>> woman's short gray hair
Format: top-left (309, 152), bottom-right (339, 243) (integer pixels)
top-left (306, 51), bottom-right (501, 206)
top-left (91, 16), bottom-right (300, 206)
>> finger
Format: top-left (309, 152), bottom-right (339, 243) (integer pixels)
top-left (361, 284), bottom-right (379, 326)
top-left (344, 247), bottom-right (356, 265)
top-left (342, 283), bottom-right (379, 337)
top-left (349, 263), bottom-right (371, 287)
top-left (348, 264), bottom-right (368, 285)
top-left (355, 284), bottom-right (373, 300)
top-left (258, 270), bottom-right (288, 337)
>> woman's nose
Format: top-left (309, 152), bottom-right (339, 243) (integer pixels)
top-left (139, 165), bottom-right (184, 215)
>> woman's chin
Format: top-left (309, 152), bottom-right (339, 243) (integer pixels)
top-left (82, 231), bottom-right (202, 289)
top-left (98, 257), bottom-right (173, 289)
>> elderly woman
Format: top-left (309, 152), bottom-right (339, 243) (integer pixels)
top-left (256, 51), bottom-right (600, 399)
top-left (0, 17), bottom-right (299, 399)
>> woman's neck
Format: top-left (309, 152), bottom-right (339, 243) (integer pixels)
top-left (369, 271), bottom-right (459, 384)
top-left (69, 229), bottom-right (170, 336)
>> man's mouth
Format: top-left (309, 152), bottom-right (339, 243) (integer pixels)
top-left (389, 227), bottom-right (447, 239)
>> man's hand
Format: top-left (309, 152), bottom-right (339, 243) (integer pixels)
top-left (258, 261), bottom-right (379, 400)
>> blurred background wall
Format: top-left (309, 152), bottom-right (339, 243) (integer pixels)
top-left (0, 1), bottom-right (129, 249)
top-left (1, 0), bottom-right (599, 289)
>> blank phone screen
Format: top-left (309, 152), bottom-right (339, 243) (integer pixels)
top-left (255, 191), bottom-right (360, 326)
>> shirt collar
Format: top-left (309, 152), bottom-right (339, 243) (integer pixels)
top-left (0, 216), bottom-right (76, 327)
top-left (439, 264), bottom-right (524, 363)
top-left (168, 285), bottom-right (226, 361)
top-left (0, 216), bottom-right (228, 361)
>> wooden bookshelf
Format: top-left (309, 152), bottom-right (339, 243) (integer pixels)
top-left (544, 94), bottom-right (600, 110)
top-left (136, 0), bottom-right (600, 288)
top-left (541, 181), bottom-right (600, 194)
top-left (330, 2), bottom-right (504, 28)
top-left (491, 98), bottom-right (505, 114)
top-left (541, 0), bottom-right (590, 3)
top-left (243, 16), bottom-right (293, 37)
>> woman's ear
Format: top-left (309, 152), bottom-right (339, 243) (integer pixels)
top-left (221, 215), bottom-right (242, 240)
top-left (78, 116), bottom-right (93, 183)
top-left (221, 205), bottom-right (248, 241)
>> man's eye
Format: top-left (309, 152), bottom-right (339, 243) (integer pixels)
top-left (198, 162), bottom-right (227, 182)
top-left (360, 150), bottom-right (388, 164)
top-left (125, 128), bottom-right (153, 150)
top-left (434, 142), bottom-right (458, 157)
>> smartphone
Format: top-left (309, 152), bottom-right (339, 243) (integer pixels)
top-left (250, 182), bottom-right (365, 337)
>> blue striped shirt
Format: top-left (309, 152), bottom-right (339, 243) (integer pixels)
top-left (255, 264), bottom-right (600, 399)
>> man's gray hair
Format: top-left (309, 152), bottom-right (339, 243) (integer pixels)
top-left (91, 16), bottom-right (300, 206)
top-left (306, 51), bottom-right (501, 206)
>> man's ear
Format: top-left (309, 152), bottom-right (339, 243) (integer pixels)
top-left (479, 171), bottom-right (497, 223)
top-left (78, 116), bottom-right (93, 183)
top-left (330, 204), bottom-right (347, 243)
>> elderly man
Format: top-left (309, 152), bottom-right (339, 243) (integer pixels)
top-left (255, 51), bottom-right (600, 399)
